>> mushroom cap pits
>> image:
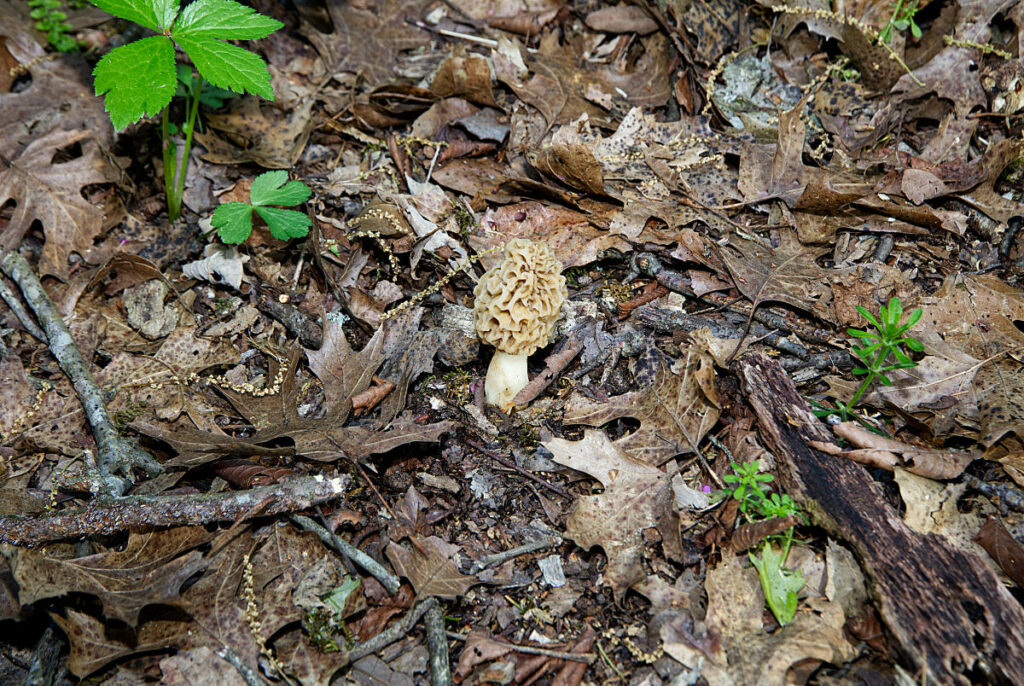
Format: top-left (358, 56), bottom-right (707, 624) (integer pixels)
top-left (473, 238), bottom-right (568, 356)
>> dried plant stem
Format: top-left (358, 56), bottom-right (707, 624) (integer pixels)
top-left (0, 474), bottom-right (348, 546)
top-left (289, 514), bottom-right (401, 594)
top-left (0, 251), bottom-right (160, 497)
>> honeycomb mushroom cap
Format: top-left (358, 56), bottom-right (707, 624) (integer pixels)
top-left (473, 238), bottom-right (567, 356)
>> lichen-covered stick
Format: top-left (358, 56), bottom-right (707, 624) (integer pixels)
top-left (0, 251), bottom-right (161, 497)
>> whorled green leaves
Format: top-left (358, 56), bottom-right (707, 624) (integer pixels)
top-left (211, 170), bottom-right (312, 244)
top-left (91, 0), bottom-right (282, 130)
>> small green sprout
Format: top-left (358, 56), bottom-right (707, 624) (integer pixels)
top-left (878, 0), bottom-right (922, 44)
top-left (211, 170), bottom-right (312, 244)
top-left (29, 0), bottom-right (78, 52)
top-left (813, 296), bottom-right (924, 425)
top-left (721, 459), bottom-right (775, 516)
top-left (715, 459), bottom-right (805, 626)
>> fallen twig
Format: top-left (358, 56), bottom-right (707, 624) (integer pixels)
top-left (445, 631), bottom-right (595, 664)
top-left (0, 251), bottom-right (160, 497)
top-left (425, 602), bottom-right (452, 686)
top-left (289, 514), bottom-right (401, 594)
top-left (466, 439), bottom-right (569, 498)
top-left (350, 597), bottom-right (437, 661)
top-left (0, 474), bottom-right (348, 546)
top-left (512, 331), bottom-right (583, 405)
top-left (0, 275), bottom-right (45, 341)
top-left (477, 535), bottom-right (561, 569)
top-left (257, 295), bottom-right (322, 349)
top-left (218, 645), bottom-right (270, 686)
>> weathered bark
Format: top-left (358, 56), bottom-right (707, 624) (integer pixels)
top-left (737, 353), bottom-right (1024, 685)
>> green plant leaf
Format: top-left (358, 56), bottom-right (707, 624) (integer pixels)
top-left (749, 543), bottom-right (804, 626)
top-left (91, 0), bottom-right (178, 32)
top-left (171, 34), bottom-right (274, 99)
top-left (174, 0), bottom-right (282, 39)
top-left (249, 170), bottom-right (312, 206)
top-left (255, 207), bottom-right (312, 240)
top-left (211, 202), bottom-right (254, 244)
top-left (93, 36), bottom-right (177, 130)
top-left (905, 338), bottom-right (925, 352)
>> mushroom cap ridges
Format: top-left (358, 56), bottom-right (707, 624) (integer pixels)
top-left (473, 238), bottom-right (567, 356)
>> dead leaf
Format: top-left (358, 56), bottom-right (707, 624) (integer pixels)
top-left (197, 97), bottom-right (312, 169)
top-left (430, 53), bottom-right (498, 107)
top-left (585, 5), bottom-right (659, 34)
top-left (305, 317), bottom-right (386, 422)
top-left (718, 230), bottom-right (833, 321)
top-left (11, 528), bottom-right (214, 626)
top-left (565, 344), bottom-right (721, 463)
top-left (302, 0), bottom-right (430, 85)
top-left (386, 536), bottom-right (478, 599)
top-left (468, 201), bottom-right (629, 268)
top-left (531, 143), bottom-right (605, 195)
top-left (545, 430), bottom-right (677, 599)
top-left (975, 516), bottom-right (1024, 589)
top-left (160, 647), bottom-right (247, 686)
top-left (0, 129), bottom-right (122, 279)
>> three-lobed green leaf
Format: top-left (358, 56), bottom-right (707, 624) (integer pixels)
top-left (211, 171), bottom-right (312, 244)
top-left (91, 0), bottom-right (282, 130)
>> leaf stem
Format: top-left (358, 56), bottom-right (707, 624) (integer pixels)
top-left (161, 105), bottom-right (177, 221)
top-left (173, 74), bottom-right (204, 223)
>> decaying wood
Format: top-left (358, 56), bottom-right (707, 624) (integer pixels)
top-left (737, 353), bottom-right (1024, 685)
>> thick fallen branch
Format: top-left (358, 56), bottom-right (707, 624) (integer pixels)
top-left (736, 353), bottom-right (1024, 684)
top-left (0, 251), bottom-right (160, 496)
top-left (0, 475), bottom-right (348, 546)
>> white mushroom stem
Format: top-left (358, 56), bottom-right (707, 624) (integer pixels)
top-left (484, 350), bottom-right (529, 409)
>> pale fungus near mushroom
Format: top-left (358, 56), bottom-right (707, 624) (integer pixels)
top-left (473, 238), bottom-right (568, 409)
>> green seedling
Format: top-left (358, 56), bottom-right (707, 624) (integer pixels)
top-left (813, 296), bottom-right (924, 425)
top-left (88, 0), bottom-right (282, 222)
top-left (716, 459), bottom-right (805, 626)
top-left (721, 459), bottom-right (775, 516)
top-left (878, 0), bottom-right (922, 44)
top-left (29, 0), bottom-right (78, 52)
top-left (211, 170), bottom-right (312, 244)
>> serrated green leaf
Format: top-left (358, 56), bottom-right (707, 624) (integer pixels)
top-left (256, 207), bottom-right (311, 241)
top-left (172, 34), bottom-right (274, 99)
top-left (93, 36), bottom-right (176, 130)
top-left (250, 171), bottom-right (311, 207)
top-left (91, 0), bottom-right (178, 31)
top-left (211, 202), bottom-right (254, 244)
top-left (173, 0), bottom-right (282, 40)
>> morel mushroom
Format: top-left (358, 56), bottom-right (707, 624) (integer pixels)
top-left (473, 238), bottom-right (567, 409)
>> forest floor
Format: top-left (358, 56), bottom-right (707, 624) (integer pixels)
top-left (1, 0), bottom-right (1024, 683)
